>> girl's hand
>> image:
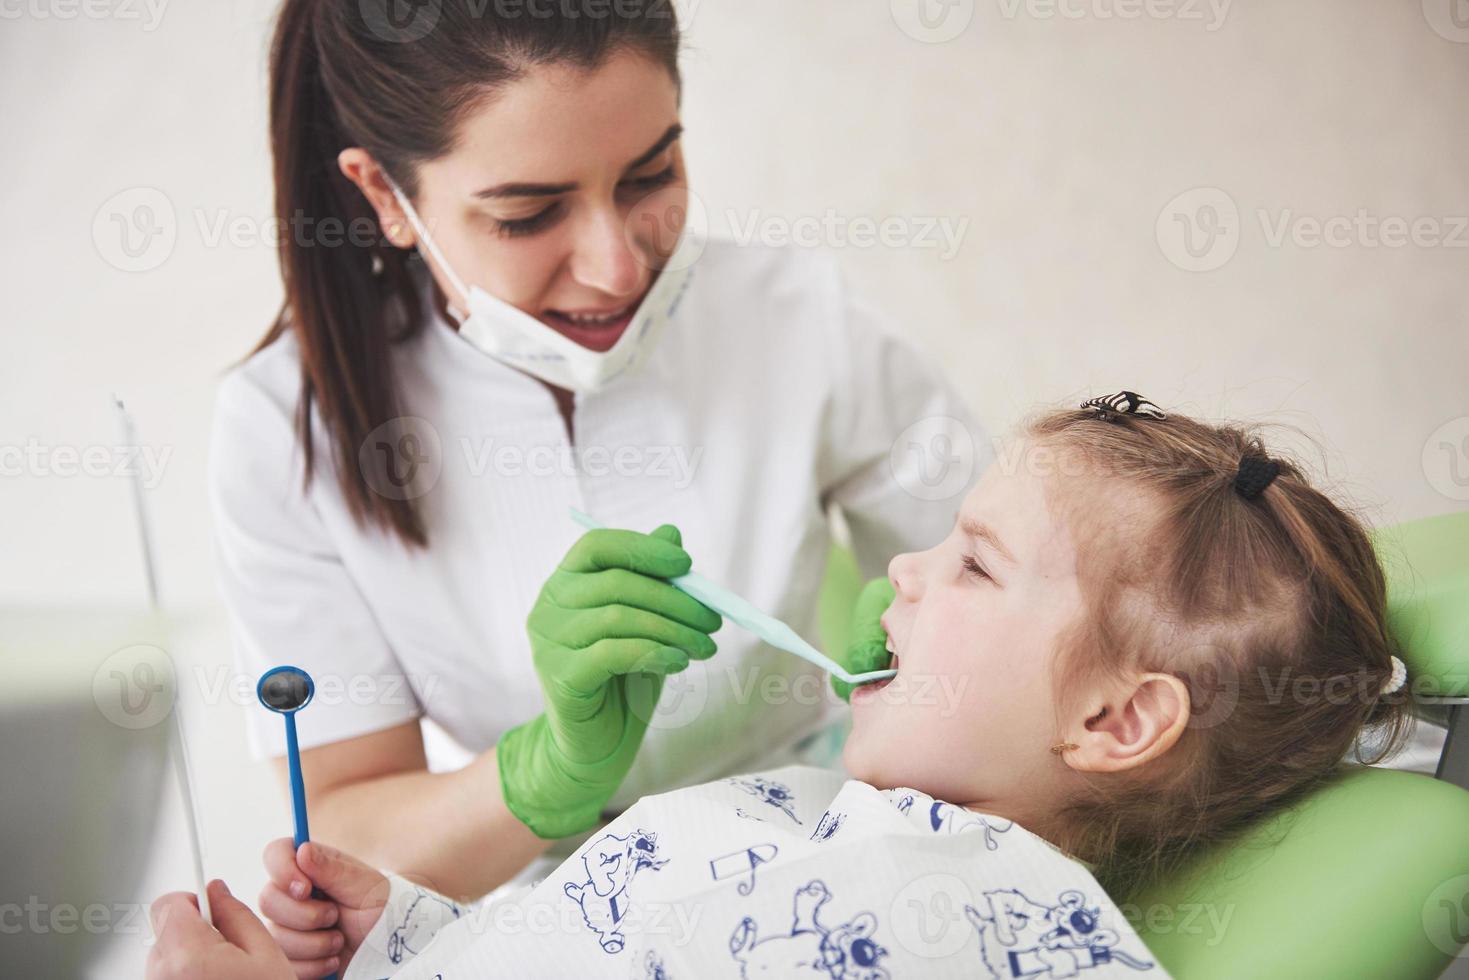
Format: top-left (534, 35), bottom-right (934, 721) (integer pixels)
top-left (259, 838), bottom-right (390, 979)
top-left (147, 880), bottom-right (293, 980)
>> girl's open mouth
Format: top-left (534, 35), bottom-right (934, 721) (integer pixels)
top-left (851, 648), bottom-right (899, 703)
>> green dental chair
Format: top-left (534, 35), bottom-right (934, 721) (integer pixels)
top-left (819, 510), bottom-right (1469, 979)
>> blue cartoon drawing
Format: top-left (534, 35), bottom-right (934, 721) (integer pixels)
top-left (965, 889), bottom-right (1154, 978)
top-left (728, 776), bottom-right (802, 823)
top-left (810, 810), bottom-right (845, 842)
top-left (563, 828), bottom-right (668, 954)
top-left (734, 807), bottom-right (767, 823)
top-left (728, 879), bottom-right (890, 980)
top-left (894, 794), bottom-right (1014, 850)
top-left (710, 843), bottom-right (780, 896)
top-left (385, 888), bottom-right (461, 964)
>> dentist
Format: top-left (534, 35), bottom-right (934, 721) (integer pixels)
top-left (209, 0), bottom-right (980, 907)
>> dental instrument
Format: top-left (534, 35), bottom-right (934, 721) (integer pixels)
top-left (569, 509), bottom-right (897, 686)
top-left (257, 666), bottom-right (337, 980)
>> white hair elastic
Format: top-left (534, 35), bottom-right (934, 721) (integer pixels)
top-left (1382, 655), bottom-right (1408, 696)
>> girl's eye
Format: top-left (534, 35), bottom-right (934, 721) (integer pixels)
top-left (620, 165), bottom-right (677, 193)
top-left (494, 202), bottom-right (563, 238)
top-left (962, 554), bottom-right (990, 581)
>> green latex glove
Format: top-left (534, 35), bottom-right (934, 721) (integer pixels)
top-left (832, 577), bottom-right (897, 702)
top-left (499, 524), bottom-right (722, 839)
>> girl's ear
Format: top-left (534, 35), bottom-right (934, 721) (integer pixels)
top-left (1066, 673), bottom-right (1191, 773)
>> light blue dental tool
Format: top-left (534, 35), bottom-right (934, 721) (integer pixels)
top-left (570, 509), bottom-right (897, 686)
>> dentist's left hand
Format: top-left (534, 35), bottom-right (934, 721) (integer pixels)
top-left (147, 880), bottom-right (293, 980)
top-left (499, 524), bottom-right (723, 839)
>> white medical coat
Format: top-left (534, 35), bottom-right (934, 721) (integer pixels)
top-left (208, 240), bottom-right (985, 814)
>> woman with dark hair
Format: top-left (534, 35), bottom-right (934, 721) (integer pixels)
top-left (208, 0), bottom-right (974, 923)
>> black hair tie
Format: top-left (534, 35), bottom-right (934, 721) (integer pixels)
top-left (1235, 455), bottom-right (1280, 500)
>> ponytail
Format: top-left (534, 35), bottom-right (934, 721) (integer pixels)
top-left (261, 0), bottom-right (426, 544)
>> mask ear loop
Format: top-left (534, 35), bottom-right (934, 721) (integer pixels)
top-left (382, 172), bottom-right (473, 321)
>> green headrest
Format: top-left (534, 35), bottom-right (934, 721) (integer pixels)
top-left (1375, 511), bottom-right (1469, 698)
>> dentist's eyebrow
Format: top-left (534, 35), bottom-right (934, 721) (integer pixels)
top-left (472, 124), bottom-right (684, 200)
top-left (960, 517), bottom-right (1017, 566)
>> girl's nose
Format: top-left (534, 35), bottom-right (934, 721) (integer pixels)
top-left (888, 551), bottom-right (924, 601)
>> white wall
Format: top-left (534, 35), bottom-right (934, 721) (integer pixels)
top-left (2, 0), bottom-right (1466, 609)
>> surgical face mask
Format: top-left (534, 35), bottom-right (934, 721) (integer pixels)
top-left (386, 177), bottom-right (695, 393)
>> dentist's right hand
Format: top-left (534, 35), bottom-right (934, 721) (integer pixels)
top-left (499, 524), bottom-right (722, 839)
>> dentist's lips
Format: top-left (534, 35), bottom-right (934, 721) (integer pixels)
top-left (541, 292), bottom-right (645, 352)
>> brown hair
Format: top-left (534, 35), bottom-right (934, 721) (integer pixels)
top-left (1025, 406), bottom-right (1414, 898)
top-left (259, 0), bottom-right (682, 545)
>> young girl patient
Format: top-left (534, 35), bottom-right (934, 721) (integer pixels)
top-left (148, 394), bottom-right (1412, 980)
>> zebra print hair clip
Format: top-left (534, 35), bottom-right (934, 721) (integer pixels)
top-left (1079, 391), bottom-right (1167, 422)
